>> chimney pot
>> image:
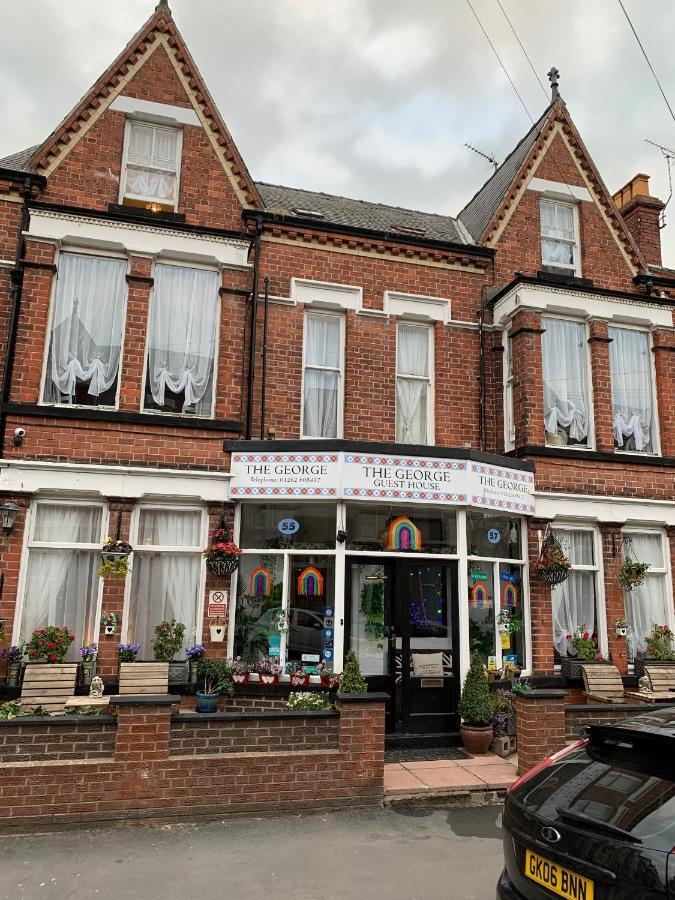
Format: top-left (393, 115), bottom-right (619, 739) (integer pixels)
top-left (613, 173), bottom-right (665, 267)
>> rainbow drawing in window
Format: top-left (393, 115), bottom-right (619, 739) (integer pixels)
top-left (297, 566), bottom-right (324, 598)
top-left (502, 582), bottom-right (519, 609)
top-left (470, 581), bottom-right (489, 609)
top-left (250, 566), bottom-right (272, 599)
top-left (384, 515), bottom-right (422, 551)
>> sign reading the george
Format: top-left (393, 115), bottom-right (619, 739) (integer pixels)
top-left (342, 454), bottom-right (468, 504)
top-left (230, 452), bottom-right (340, 499)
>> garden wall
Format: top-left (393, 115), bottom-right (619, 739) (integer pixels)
top-left (0, 693), bottom-right (386, 828)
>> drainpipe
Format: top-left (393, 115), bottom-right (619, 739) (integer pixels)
top-left (259, 275), bottom-right (270, 440)
top-left (0, 177), bottom-right (34, 459)
top-left (245, 215), bottom-right (263, 439)
top-left (478, 286), bottom-right (486, 453)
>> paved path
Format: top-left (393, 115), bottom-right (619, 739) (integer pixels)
top-left (1, 806), bottom-right (504, 900)
top-left (385, 750), bottom-right (518, 797)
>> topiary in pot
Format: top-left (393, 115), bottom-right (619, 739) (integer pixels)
top-left (458, 652), bottom-right (496, 755)
top-left (339, 650), bottom-right (368, 694)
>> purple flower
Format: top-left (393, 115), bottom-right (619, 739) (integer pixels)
top-left (79, 643), bottom-right (97, 660)
top-left (2, 645), bottom-right (25, 662)
top-left (117, 642), bottom-right (141, 661)
top-left (185, 644), bottom-right (206, 660)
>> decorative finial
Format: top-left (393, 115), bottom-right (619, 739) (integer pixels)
top-left (547, 67), bottom-right (560, 102)
top-left (155, 0), bottom-right (170, 11)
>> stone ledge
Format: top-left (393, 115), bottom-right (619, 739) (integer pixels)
top-left (172, 709), bottom-right (339, 722)
top-left (109, 694), bottom-right (181, 706)
top-left (515, 689), bottom-right (567, 700)
top-left (337, 692), bottom-right (389, 703)
top-left (565, 703), bottom-right (646, 713)
top-left (0, 715), bottom-right (116, 726)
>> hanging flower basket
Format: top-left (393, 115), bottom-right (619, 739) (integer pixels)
top-left (99, 539), bottom-right (133, 579)
top-left (203, 518), bottom-right (242, 580)
top-left (618, 558), bottom-right (650, 592)
top-left (535, 527), bottom-right (571, 586)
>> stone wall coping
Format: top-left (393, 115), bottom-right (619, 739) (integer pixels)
top-left (109, 694), bottom-right (181, 706)
top-left (515, 689), bottom-right (568, 700)
top-left (564, 703), bottom-right (647, 713)
top-left (171, 709), bottom-right (339, 722)
top-left (336, 692), bottom-right (390, 703)
top-left (0, 715), bottom-right (116, 726)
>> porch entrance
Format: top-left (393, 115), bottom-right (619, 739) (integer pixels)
top-left (346, 558), bottom-right (460, 735)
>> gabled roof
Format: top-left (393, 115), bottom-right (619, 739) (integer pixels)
top-left (458, 106), bottom-right (551, 242)
top-left (0, 145), bottom-right (39, 172)
top-left (256, 182), bottom-right (469, 244)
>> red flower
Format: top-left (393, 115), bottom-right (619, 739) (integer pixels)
top-left (48, 642), bottom-right (56, 649)
top-left (49, 654), bottom-right (57, 662)
top-left (56, 638), bottom-right (62, 644)
top-left (582, 632), bottom-right (589, 640)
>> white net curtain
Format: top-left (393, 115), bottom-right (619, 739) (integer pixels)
top-left (145, 264), bottom-right (219, 415)
top-left (541, 201), bottom-right (575, 267)
top-left (623, 533), bottom-right (669, 658)
top-left (608, 327), bottom-right (653, 452)
top-left (396, 324), bottom-right (430, 444)
top-left (551, 530), bottom-right (596, 656)
top-left (542, 318), bottom-right (589, 444)
top-left (124, 122), bottom-right (179, 206)
top-left (45, 253), bottom-right (127, 405)
top-left (303, 313), bottom-right (341, 437)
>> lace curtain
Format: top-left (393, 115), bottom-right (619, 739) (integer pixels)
top-left (551, 530), bottom-right (596, 656)
top-left (124, 122), bottom-right (178, 203)
top-left (623, 533), bottom-right (668, 657)
top-left (608, 327), bottom-right (653, 452)
top-left (396, 324), bottom-right (430, 444)
top-left (22, 504), bottom-right (102, 660)
top-left (541, 201), bottom-right (575, 266)
top-left (127, 509), bottom-right (202, 658)
top-left (45, 254), bottom-right (127, 405)
top-left (303, 314), bottom-right (340, 437)
top-left (146, 264), bottom-right (219, 415)
top-left (542, 318), bottom-right (588, 442)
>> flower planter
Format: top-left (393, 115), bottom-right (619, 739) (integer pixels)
top-left (206, 556), bottom-right (240, 578)
top-left (6, 661), bottom-right (22, 687)
top-left (560, 657), bottom-right (606, 679)
top-left (232, 672), bottom-right (250, 685)
top-left (168, 661), bottom-right (188, 684)
top-left (290, 674), bottom-right (310, 687)
top-left (633, 657), bottom-right (675, 680)
top-left (188, 660), bottom-right (200, 684)
top-left (118, 661), bottom-right (169, 689)
top-left (319, 675), bottom-right (338, 689)
top-left (460, 723), bottom-right (494, 755)
top-left (80, 659), bottom-right (96, 686)
top-left (209, 624), bottom-right (226, 642)
top-left (195, 690), bottom-right (219, 714)
top-left (258, 674), bottom-right (279, 686)
top-left (537, 567), bottom-right (570, 586)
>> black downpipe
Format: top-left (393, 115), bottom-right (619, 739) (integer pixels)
top-left (245, 216), bottom-right (263, 439)
top-left (259, 275), bottom-right (270, 440)
top-left (0, 178), bottom-right (33, 459)
top-left (478, 287), bottom-right (486, 453)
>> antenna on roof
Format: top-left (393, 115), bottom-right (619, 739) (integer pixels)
top-left (465, 143), bottom-right (499, 172)
top-left (645, 138), bottom-right (674, 228)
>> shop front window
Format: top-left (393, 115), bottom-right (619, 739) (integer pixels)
top-left (287, 556), bottom-right (335, 670)
top-left (239, 503), bottom-right (336, 550)
top-left (233, 553), bottom-right (285, 661)
top-left (467, 563), bottom-right (495, 666)
top-left (467, 510), bottom-right (521, 559)
top-left (346, 504), bottom-right (457, 554)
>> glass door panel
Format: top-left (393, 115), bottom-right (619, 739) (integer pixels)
top-left (348, 563), bottom-right (391, 676)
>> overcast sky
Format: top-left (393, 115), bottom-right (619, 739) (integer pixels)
top-left (3, 0), bottom-right (675, 263)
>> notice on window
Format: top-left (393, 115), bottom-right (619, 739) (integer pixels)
top-left (411, 652), bottom-right (444, 677)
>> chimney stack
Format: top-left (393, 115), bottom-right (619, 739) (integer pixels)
top-left (612, 174), bottom-right (665, 267)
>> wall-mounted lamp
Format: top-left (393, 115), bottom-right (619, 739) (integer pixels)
top-left (1, 503), bottom-right (20, 536)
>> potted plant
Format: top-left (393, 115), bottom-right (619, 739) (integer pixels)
top-left (618, 558), bottom-right (651, 591)
top-left (27, 626), bottom-right (75, 663)
top-left (99, 538), bottom-right (133, 579)
top-left (203, 519), bottom-right (242, 578)
top-left (209, 617), bottom-right (227, 643)
top-left (287, 691), bottom-right (333, 711)
top-left (339, 650), bottom-right (368, 693)
top-left (79, 643), bottom-right (97, 686)
top-left (615, 617), bottom-right (628, 638)
top-left (458, 652), bottom-right (496, 754)
top-left (317, 662), bottom-right (340, 690)
top-left (289, 662), bottom-right (310, 687)
top-left (195, 658), bottom-right (234, 713)
top-left (255, 657), bottom-right (283, 685)
top-left (185, 644), bottom-right (205, 684)
top-left (152, 618), bottom-right (186, 683)
top-left (634, 624), bottom-right (675, 677)
top-left (230, 657), bottom-right (251, 685)
top-left (2, 644), bottom-right (26, 687)
top-left (535, 529), bottom-right (571, 586)
top-left (100, 611), bottom-right (121, 636)
top-left (560, 625), bottom-right (602, 678)
top-left (117, 642), bottom-right (141, 662)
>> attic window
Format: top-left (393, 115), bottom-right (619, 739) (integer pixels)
top-left (121, 120), bottom-right (182, 213)
top-left (540, 199), bottom-right (581, 276)
top-left (390, 223), bottom-right (426, 237)
top-left (294, 208), bottom-right (325, 219)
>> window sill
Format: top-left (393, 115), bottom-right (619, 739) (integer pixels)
top-left (108, 202), bottom-right (185, 225)
top-left (509, 444), bottom-right (675, 467)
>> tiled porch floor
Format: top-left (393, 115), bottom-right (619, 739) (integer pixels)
top-left (384, 751), bottom-right (518, 796)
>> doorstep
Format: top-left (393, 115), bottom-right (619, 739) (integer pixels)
top-left (384, 750), bottom-right (518, 806)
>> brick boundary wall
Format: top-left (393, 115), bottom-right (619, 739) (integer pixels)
top-left (0, 693), bottom-right (386, 829)
top-left (0, 716), bottom-right (116, 763)
top-left (565, 703), bottom-right (675, 741)
top-left (513, 690), bottom-right (568, 776)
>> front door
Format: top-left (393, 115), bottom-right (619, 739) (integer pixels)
top-left (346, 558), bottom-right (459, 734)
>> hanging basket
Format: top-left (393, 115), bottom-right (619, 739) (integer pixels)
top-left (535, 526), bottom-right (571, 587)
top-left (203, 517), bottom-right (242, 580)
top-left (206, 555), bottom-right (240, 578)
top-left (538, 566), bottom-right (571, 586)
top-left (617, 558), bottom-right (650, 592)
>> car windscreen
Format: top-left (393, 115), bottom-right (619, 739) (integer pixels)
top-left (513, 745), bottom-right (675, 852)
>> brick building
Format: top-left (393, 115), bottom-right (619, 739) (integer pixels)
top-left (0, 3), bottom-right (673, 737)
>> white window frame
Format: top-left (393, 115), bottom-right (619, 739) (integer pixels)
top-left (608, 324), bottom-right (660, 456)
top-left (551, 523), bottom-right (608, 661)
top-left (395, 321), bottom-right (434, 446)
top-left (540, 198), bottom-right (581, 276)
top-left (39, 247), bottom-right (129, 411)
top-left (300, 310), bottom-right (345, 439)
top-left (621, 527), bottom-right (675, 660)
top-left (541, 315), bottom-right (595, 451)
top-left (503, 328), bottom-right (515, 452)
top-left (12, 498), bottom-right (108, 647)
top-left (121, 503), bottom-right (208, 648)
top-left (140, 259), bottom-right (221, 419)
top-left (119, 119), bottom-right (183, 211)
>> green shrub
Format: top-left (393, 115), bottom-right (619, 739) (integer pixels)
top-left (339, 650), bottom-right (367, 694)
top-left (196, 658), bottom-right (234, 696)
top-left (458, 652), bottom-right (495, 727)
top-left (64, 705), bottom-right (102, 716)
top-left (287, 691), bottom-right (333, 711)
top-left (152, 618), bottom-right (185, 662)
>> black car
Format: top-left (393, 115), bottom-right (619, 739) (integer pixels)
top-left (498, 707), bottom-right (675, 899)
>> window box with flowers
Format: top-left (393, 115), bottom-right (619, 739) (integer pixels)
top-left (633, 624), bottom-right (675, 678)
top-left (560, 625), bottom-right (605, 678)
top-left (203, 519), bottom-right (241, 579)
top-left (230, 657), bottom-right (251, 685)
top-left (317, 662), bottom-right (340, 690)
top-left (254, 657), bottom-right (283, 685)
top-left (288, 663), bottom-right (310, 687)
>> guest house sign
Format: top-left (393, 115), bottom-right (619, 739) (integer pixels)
top-left (229, 452), bottom-right (534, 513)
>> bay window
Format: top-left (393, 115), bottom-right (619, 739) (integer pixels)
top-left (396, 323), bottom-right (432, 444)
top-left (121, 120), bottom-right (182, 212)
top-left (622, 531), bottom-right (672, 661)
top-left (43, 253), bottom-right (127, 407)
top-left (144, 263), bottom-right (219, 416)
top-left (540, 199), bottom-right (580, 274)
top-left (18, 501), bottom-right (105, 660)
top-left (551, 527), bottom-right (601, 658)
top-left (609, 327), bottom-right (655, 453)
top-left (126, 507), bottom-right (205, 659)
top-left (542, 317), bottom-right (590, 447)
top-left (302, 312), bottom-right (343, 438)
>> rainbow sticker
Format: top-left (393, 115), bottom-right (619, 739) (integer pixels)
top-left (297, 566), bottom-right (324, 598)
top-left (502, 582), bottom-right (519, 609)
top-left (250, 566), bottom-right (272, 598)
top-left (470, 581), bottom-right (490, 609)
top-left (385, 515), bottom-right (422, 551)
